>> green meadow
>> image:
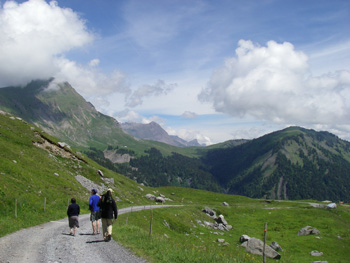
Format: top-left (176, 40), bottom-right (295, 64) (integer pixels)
top-left (114, 187), bottom-right (350, 263)
top-left (1, 113), bottom-right (350, 262)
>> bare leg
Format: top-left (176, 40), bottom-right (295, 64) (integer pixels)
top-left (91, 221), bottom-right (96, 234)
top-left (96, 220), bottom-right (100, 234)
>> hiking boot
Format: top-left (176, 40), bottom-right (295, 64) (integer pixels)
top-left (107, 234), bottom-right (111, 241)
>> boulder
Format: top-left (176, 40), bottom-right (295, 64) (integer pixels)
top-left (241, 237), bottom-right (281, 259)
top-left (310, 251), bottom-right (323, 256)
top-left (270, 241), bottom-right (283, 251)
top-left (222, 202), bottom-right (229, 206)
top-left (326, 203), bottom-right (337, 209)
top-left (215, 215), bottom-right (228, 226)
top-left (202, 207), bottom-right (217, 218)
top-left (145, 194), bottom-right (156, 201)
top-left (97, 169), bottom-right (104, 177)
top-left (298, 226), bottom-right (321, 236)
top-left (240, 234), bottom-right (250, 243)
top-left (156, 196), bottom-right (165, 203)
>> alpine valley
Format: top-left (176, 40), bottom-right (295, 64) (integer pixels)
top-left (1, 79), bottom-right (350, 202)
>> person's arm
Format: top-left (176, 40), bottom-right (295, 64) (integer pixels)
top-left (67, 205), bottom-right (71, 217)
top-left (113, 200), bottom-right (118, 220)
top-left (78, 204), bottom-right (80, 215)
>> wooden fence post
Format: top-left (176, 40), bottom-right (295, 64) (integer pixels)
top-left (15, 199), bottom-right (17, 218)
top-left (263, 222), bottom-right (267, 263)
top-left (149, 209), bottom-right (153, 237)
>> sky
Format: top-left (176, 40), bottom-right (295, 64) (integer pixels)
top-left (0, 0), bottom-right (349, 145)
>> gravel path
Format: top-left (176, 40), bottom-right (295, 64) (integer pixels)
top-left (0, 205), bottom-right (182, 263)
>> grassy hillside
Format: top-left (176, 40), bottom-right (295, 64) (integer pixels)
top-left (1, 111), bottom-right (349, 262)
top-left (0, 111), bottom-right (153, 236)
top-left (203, 126), bottom-right (350, 201)
top-left (0, 79), bottom-right (204, 158)
top-left (115, 187), bottom-right (350, 263)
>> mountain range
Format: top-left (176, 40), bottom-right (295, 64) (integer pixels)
top-left (1, 78), bottom-right (350, 202)
top-left (121, 121), bottom-right (203, 147)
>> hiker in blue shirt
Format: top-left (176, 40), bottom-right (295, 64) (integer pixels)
top-left (89, 188), bottom-right (101, 235)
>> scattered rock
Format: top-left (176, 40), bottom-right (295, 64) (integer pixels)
top-left (310, 251), bottom-right (323, 256)
top-left (240, 234), bottom-right (250, 243)
top-left (97, 169), bottom-right (104, 177)
top-left (298, 226), bottom-right (321, 236)
top-left (241, 237), bottom-right (281, 259)
top-left (326, 203), bottom-right (337, 209)
top-left (222, 202), bottom-right (229, 206)
top-left (156, 196), bottom-right (165, 203)
top-left (54, 173), bottom-right (59, 177)
top-left (217, 238), bottom-right (225, 243)
top-left (202, 207), bottom-right (217, 218)
top-left (12, 160), bottom-right (17, 164)
top-left (270, 241), bottom-right (283, 251)
top-left (215, 215), bottom-right (228, 226)
top-left (145, 194), bottom-right (156, 201)
top-left (58, 142), bottom-right (71, 149)
top-left (137, 186), bottom-right (144, 191)
top-left (163, 219), bottom-right (170, 228)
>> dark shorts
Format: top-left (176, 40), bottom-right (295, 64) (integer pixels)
top-left (90, 210), bottom-right (101, 221)
top-left (69, 216), bottom-right (79, 228)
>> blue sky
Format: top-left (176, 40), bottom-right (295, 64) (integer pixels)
top-left (0, 0), bottom-right (349, 144)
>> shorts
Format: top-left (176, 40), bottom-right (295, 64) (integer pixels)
top-left (90, 210), bottom-right (101, 221)
top-left (69, 216), bottom-right (79, 228)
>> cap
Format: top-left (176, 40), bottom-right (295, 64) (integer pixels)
top-left (107, 188), bottom-right (114, 193)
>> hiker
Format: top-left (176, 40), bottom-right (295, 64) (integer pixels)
top-left (67, 198), bottom-right (80, 236)
top-left (98, 188), bottom-right (118, 242)
top-left (89, 188), bottom-right (101, 235)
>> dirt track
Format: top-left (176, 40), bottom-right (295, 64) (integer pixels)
top-left (0, 205), bottom-right (181, 263)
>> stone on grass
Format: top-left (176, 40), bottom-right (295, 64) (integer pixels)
top-left (241, 237), bottom-right (281, 259)
top-left (240, 234), bottom-right (250, 243)
top-left (298, 226), bottom-right (321, 236)
top-left (270, 241), bottom-right (283, 251)
top-left (310, 251), bottom-right (323, 256)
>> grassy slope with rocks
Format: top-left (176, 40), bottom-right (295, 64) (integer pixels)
top-left (0, 111), bottom-right (153, 236)
top-left (115, 187), bottom-right (350, 263)
top-left (1, 111), bottom-right (350, 262)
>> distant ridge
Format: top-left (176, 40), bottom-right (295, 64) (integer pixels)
top-left (2, 79), bottom-right (350, 201)
top-left (121, 121), bottom-right (203, 147)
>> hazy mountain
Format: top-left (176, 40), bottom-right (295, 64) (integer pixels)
top-left (121, 122), bottom-right (203, 147)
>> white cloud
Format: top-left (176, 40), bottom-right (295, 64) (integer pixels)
top-left (89, 59), bottom-right (100, 67)
top-left (125, 80), bottom-right (176, 107)
top-left (199, 40), bottom-right (350, 130)
top-left (0, 0), bottom-right (93, 87)
top-left (0, 0), bottom-right (129, 99)
top-left (181, 111), bottom-right (197, 119)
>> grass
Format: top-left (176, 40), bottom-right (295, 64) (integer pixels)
top-left (0, 112), bottom-right (155, 236)
top-left (1, 113), bottom-right (350, 262)
top-left (113, 187), bottom-right (350, 262)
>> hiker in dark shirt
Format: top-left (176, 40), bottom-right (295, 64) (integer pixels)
top-left (67, 198), bottom-right (80, 236)
top-left (98, 188), bottom-right (118, 242)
